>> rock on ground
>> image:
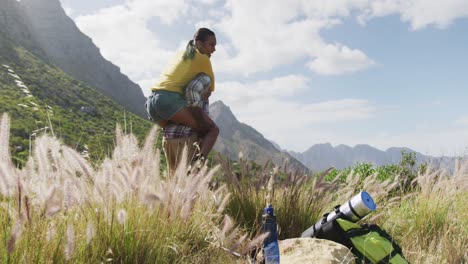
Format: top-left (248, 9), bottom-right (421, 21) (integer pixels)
top-left (278, 238), bottom-right (355, 264)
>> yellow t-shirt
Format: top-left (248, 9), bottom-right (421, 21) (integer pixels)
top-left (151, 49), bottom-right (215, 94)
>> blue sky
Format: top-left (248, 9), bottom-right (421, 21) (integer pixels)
top-left (59, 0), bottom-right (468, 157)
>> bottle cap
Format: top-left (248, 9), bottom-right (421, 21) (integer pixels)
top-left (264, 204), bottom-right (274, 215)
top-left (360, 191), bottom-right (377, 211)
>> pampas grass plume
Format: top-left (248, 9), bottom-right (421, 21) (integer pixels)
top-left (65, 224), bottom-right (75, 260)
top-left (86, 222), bottom-right (95, 245)
top-left (46, 225), bottom-right (56, 242)
top-left (117, 209), bottom-right (127, 225)
top-left (7, 217), bottom-right (23, 254)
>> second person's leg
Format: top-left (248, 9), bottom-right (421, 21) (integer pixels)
top-left (169, 107), bottom-right (218, 158)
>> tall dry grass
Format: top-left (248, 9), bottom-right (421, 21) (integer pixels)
top-left (379, 161), bottom-right (468, 263)
top-left (218, 153), bottom-right (467, 263)
top-left (1, 111), bottom-right (466, 263)
top-left (0, 113), bottom-right (261, 263)
top-left (218, 156), bottom-right (398, 240)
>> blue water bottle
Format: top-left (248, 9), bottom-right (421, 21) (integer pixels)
top-left (262, 204), bottom-right (280, 264)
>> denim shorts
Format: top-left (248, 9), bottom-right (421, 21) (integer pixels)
top-left (145, 90), bottom-right (186, 122)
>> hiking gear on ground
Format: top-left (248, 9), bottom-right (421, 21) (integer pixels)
top-left (301, 192), bottom-right (408, 264)
top-left (262, 204), bottom-right (280, 264)
top-left (301, 191), bottom-right (376, 238)
top-left (318, 217), bottom-right (409, 264)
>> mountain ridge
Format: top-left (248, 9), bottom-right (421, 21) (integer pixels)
top-left (210, 100), bottom-right (309, 172)
top-left (208, 101), bottom-right (455, 172)
top-left (289, 142), bottom-right (455, 171)
top-left (0, 26), bottom-right (153, 164)
top-left (0, 0), bottom-right (147, 118)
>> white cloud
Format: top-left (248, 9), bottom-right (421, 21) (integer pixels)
top-left (237, 98), bottom-right (374, 131)
top-left (213, 0), bottom-right (374, 76)
top-left (403, 0), bottom-right (468, 30)
top-left (199, 0), bottom-right (219, 5)
top-left (307, 43), bottom-right (376, 75)
top-left (213, 75), bottom-right (308, 106)
top-left (71, 0), bottom-right (468, 90)
top-left (358, 0), bottom-right (468, 30)
top-left (127, 0), bottom-right (189, 24)
top-left (74, 0), bottom-right (190, 92)
top-left (212, 76), bottom-right (375, 139)
top-left (226, 96), bottom-right (376, 153)
top-left (71, 0), bottom-right (468, 87)
top-left (212, 0), bottom-right (468, 76)
top-left (237, 75), bottom-right (307, 97)
top-left (67, 0), bottom-right (468, 156)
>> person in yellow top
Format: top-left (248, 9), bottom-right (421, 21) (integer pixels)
top-left (145, 28), bottom-right (219, 160)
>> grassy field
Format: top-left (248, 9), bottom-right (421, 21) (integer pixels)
top-left (1, 113), bottom-right (467, 263)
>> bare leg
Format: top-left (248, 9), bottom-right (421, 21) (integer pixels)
top-left (197, 111), bottom-right (219, 157)
top-left (187, 106), bottom-right (211, 137)
top-left (169, 107), bottom-right (219, 157)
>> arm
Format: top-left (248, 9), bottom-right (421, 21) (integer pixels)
top-left (186, 73), bottom-right (212, 108)
top-left (185, 73), bottom-right (213, 136)
top-left (196, 54), bottom-right (215, 92)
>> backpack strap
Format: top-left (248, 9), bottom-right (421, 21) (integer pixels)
top-left (310, 213), bottom-right (327, 236)
top-left (345, 227), bottom-right (373, 238)
top-left (317, 205), bottom-right (341, 233)
top-left (322, 212), bottom-right (330, 224)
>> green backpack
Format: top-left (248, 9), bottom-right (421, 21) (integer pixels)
top-left (313, 212), bottom-right (409, 264)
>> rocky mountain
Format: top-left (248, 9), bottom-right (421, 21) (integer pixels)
top-left (0, 23), bottom-right (153, 165)
top-left (210, 101), bottom-right (309, 172)
top-left (208, 100), bottom-right (456, 172)
top-left (289, 143), bottom-right (455, 171)
top-left (0, 0), bottom-right (147, 118)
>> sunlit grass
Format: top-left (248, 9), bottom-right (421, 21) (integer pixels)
top-left (219, 151), bottom-right (467, 263)
top-left (380, 162), bottom-right (468, 263)
top-left (1, 112), bottom-right (466, 263)
top-left (0, 113), bottom-right (259, 263)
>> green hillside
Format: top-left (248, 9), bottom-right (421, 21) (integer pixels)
top-left (0, 35), bottom-right (156, 165)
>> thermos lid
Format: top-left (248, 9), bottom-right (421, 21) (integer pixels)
top-left (264, 204), bottom-right (274, 215)
top-left (361, 191), bottom-right (377, 211)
